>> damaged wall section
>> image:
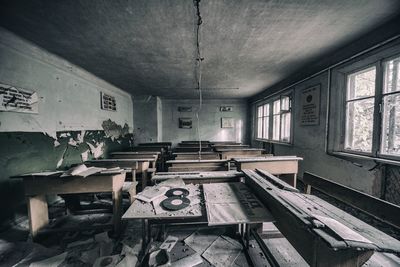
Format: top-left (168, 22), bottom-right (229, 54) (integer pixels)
top-left (0, 28), bottom-right (134, 224)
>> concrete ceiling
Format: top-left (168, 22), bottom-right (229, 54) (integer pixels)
top-left (1, 1), bottom-right (400, 99)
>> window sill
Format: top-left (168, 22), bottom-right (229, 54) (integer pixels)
top-left (329, 151), bottom-right (400, 166)
top-left (255, 139), bottom-right (293, 146)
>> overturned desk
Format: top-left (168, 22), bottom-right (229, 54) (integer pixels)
top-left (14, 169), bottom-right (126, 238)
top-left (234, 156), bottom-right (303, 187)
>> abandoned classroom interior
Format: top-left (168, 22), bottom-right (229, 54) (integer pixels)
top-left (1, 1), bottom-right (400, 266)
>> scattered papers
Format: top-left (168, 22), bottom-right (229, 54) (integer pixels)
top-left (159, 236), bottom-right (179, 252)
top-left (202, 236), bottom-right (242, 267)
top-left (135, 186), bottom-right (169, 203)
top-left (170, 253), bottom-right (203, 267)
top-left (61, 164), bottom-right (105, 178)
top-left (20, 171), bottom-right (63, 177)
top-left (184, 228), bottom-right (224, 254)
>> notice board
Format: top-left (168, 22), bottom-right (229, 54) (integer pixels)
top-left (300, 85), bottom-right (320, 125)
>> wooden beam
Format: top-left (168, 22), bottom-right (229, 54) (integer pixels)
top-left (303, 172), bottom-right (400, 230)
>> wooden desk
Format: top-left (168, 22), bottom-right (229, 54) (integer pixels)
top-left (173, 152), bottom-right (220, 160)
top-left (15, 171), bottom-right (125, 237)
top-left (166, 159), bottom-right (230, 172)
top-left (244, 169), bottom-right (400, 266)
top-left (234, 156), bottom-right (303, 187)
top-left (110, 153), bottom-right (158, 168)
top-left (212, 144), bottom-right (249, 150)
top-left (173, 146), bottom-right (214, 152)
top-left (86, 158), bottom-right (155, 187)
top-left (152, 171), bottom-right (244, 184)
top-left (216, 148), bottom-right (264, 159)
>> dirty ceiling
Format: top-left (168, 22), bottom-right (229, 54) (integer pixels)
top-left (1, 0), bottom-right (400, 98)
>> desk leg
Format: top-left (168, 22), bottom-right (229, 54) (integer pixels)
top-left (142, 219), bottom-right (149, 252)
top-left (112, 189), bottom-right (122, 235)
top-left (293, 173), bottom-right (297, 189)
top-left (27, 195), bottom-right (49, 238)
top-left (142, 168), bottom-right (148, 189)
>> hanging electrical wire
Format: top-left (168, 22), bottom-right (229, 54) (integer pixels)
top-left (194, 0), bottom-right (203, 159)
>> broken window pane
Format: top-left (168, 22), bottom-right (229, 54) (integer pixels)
top-left (347, 67), bottom-right (376, 100)
top-left (345, 98), bottom-right (374, 152)
top-left (381, 93), bottom-right (400, 156)
top-left (383, 57), bottom-right (400, 94)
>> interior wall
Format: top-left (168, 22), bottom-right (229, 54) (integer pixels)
top-left (162, 99), bottom-right (249, 146)
top-left (0, 28), bottom-right (134, 223)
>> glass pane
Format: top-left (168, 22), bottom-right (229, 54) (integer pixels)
top-left (257, 105), bottom-right (263, 118)
top-left (344, 98), bottom-right (374, 152)
top-left (273, 100), bottom-right (280, 115)
top-left (263, 104), bottom-right (269, 116)
top-left (381, 93), bottom-right (400, 155)
top-left (273, 115), bottom-right (280, 141)
top-left (257, 117), bottom-right (262, 138)
top-left (347, 67), bottom-right (376, 100)
top-left (281, 96), bottom-right (290, 111)
top-left (383, 57), bottom-right (400, 94)
top-left (281, 113), bottom-right (291, 142)
top-left (263, 117), bottom-right (269, 139)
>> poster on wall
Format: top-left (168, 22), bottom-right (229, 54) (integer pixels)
top-left (300, 84), bottom-right (320, 126)
top-left (221, 117), bottom-right (234, 128)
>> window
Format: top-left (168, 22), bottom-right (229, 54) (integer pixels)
top-left (381, 56), bottom-right (400, 156)
top-left (256, 103), bottom-right (269, 139)
top-left (344, 66), bottom-right (376, 153)
top-left (329, 49), bottom-right (400, 161)
top-left (256, 92), bottom-right (292, 144)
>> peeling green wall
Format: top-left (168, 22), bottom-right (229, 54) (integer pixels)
top-left (0, 130), bottom-right (133, 223)
top-left (0, 28), bottom-right (135, 224)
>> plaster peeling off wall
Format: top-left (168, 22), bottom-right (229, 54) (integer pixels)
top-left (0, 129), bottom-right (134, 223)
top-left (102, 119), bottom-right (130, 141)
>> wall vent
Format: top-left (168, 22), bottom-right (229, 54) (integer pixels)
top-left (101, 92), bottom-right (117, 111)
top-left (0, 83), bottom-right (38, 113)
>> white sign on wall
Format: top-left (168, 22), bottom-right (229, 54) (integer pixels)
top-left (300, 84), bottom-right (320, 125)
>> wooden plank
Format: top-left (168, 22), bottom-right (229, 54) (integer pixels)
top-left (242, 169), bottom-right (378, 267)
top-left (303, 172), bottom-right (400, 230)
top-left (167, 159), bottom-right (227, 164)
top-left (111, 154), bottom-right (158, 160)
top-left (175, 154), bottom-right (220, 160)
top-left (219, 150), bottom-right (263, 160)
top-left (255, 169), bottom-right (299, 192)
top-left (27, 195), bottom-right (49, 237)
top-left (174, 147), bottom-right (214, 152)
top-left (233, 156), bottom-right (302, 162)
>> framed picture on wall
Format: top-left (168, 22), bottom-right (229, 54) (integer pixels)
top-left (220, 106), bottom-right (233, 112)
top-left (179, 118), bottom-right (192, 128)
top-left (221, 117), bottom-right (234, 128)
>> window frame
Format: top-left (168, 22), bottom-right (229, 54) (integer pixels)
top-left (255, 90), bottom-right (294, 145)
top-left (329, 46), bottom-right (400, 162)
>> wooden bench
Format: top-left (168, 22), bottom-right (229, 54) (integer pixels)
top-left (234, 156), bottom-right (303, 187)
top-left (212, 144), bottom-right (249, 150)
top-left (166, 159), bottom-right (230, 172)
top-left (303, 172), bottom-right (400, 230)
